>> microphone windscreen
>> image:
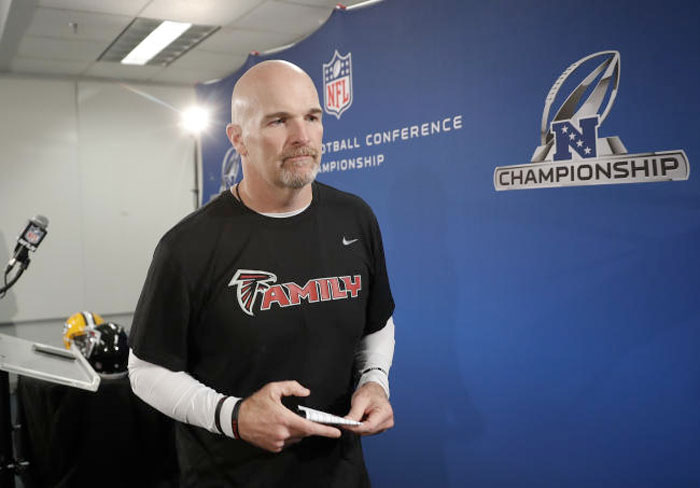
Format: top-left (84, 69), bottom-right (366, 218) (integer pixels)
top-left (32, 215), bottom-right (49, 228)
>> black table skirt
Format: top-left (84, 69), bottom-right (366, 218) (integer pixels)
top-left (16, 375), bottom-right (179, 487)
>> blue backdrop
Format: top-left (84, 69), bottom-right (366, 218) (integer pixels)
top-left (196, 1), bottom-right (700, 486)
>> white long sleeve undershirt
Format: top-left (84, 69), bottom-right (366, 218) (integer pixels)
top-left (128, 316), bottom-right (395, 438)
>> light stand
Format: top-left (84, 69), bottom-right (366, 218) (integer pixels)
top-left (180, 105), bottom-right (209, 210)
top-left (192, 134), bottom-right (201, 209)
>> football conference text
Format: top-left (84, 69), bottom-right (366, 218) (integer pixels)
top-left (320, 113), bottom-right (463, 174)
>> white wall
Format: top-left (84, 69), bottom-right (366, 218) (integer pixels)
top-left (0, 76), bottom-right (197, 336)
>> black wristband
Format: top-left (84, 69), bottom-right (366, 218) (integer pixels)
top-left (214, 396), bottom-right (228, 435)
top-left (360, 366), bottom-right (388, 376)
top-left (231, 398), bottom-right (243, 440)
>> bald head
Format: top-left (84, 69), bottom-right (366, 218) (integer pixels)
top-left (230, 60), bottom-right (319, 127)
top-left (225, 59), bottom-right (324, 196)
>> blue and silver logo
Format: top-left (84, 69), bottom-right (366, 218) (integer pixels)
top-left (494, 51), bottom-right (690, 190)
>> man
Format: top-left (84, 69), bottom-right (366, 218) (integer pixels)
top-left (128, 60), bottom-right (395, 487)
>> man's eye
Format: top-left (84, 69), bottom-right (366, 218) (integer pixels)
top-left (270, 118), bottom-right (285, 125)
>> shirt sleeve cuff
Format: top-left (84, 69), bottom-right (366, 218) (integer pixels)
top-left (357, 369), bottom-right (390, 399)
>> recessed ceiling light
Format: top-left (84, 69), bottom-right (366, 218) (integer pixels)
top-left (98, 18), bottom-right (219, 67)
top-left (121, 21), bottom-right (192, 65)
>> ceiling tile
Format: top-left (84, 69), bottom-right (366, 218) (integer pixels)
top-left (139, 0), bottom-right (264, 26)
top-left (16, 0), bottom-right (359, 83)
top-left (26, 7), bottom-right (133, 42)
top-left (83, 61), bottom-right (164, 81)
top-left (197, 27), bottom-right (295, 55)
top-left (169, 49), bottom-right (246, 72)
top-left (233, 1), bottom-right (332, 36)
top-left (150, 66), bottom-right (239, 85)
top-left (18, 36), bottom-right (107, 62)
top-left (37, 0), bottom-right (151, 17)
top-left (10, 56), bottom-right (91, 76)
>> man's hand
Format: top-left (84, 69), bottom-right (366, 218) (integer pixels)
top-left (343, 382), bottom-right (394, 435)
top-left (237, 380), bottom-right (341, 453)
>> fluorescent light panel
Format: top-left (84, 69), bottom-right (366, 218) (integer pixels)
top-left (98, 19), bottom-right (219, 67)
top-left (121, 21), bottom-right (192, 65)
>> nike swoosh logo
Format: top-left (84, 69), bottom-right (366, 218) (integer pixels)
top-left (342, 236), bottom-right (358, 246)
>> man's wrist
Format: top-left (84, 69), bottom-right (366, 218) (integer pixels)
top-left (357, 370), bottom-right (390, 399)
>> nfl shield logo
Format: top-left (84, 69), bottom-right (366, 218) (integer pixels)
top-left (323, 50), bottom-right (353, 119)
top-left (26, 227), bottom-right (41, 244)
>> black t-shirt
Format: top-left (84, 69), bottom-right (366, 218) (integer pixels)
top-left (130, 182), bottom-right (394, 487)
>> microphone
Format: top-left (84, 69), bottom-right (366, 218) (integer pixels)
top-left (7, 215), bottom-right (49, 272)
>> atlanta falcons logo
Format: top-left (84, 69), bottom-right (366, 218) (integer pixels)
top-left (228, 268), bottom-right (363, 316)
top-left (228, 270), bottom-right (278, 316)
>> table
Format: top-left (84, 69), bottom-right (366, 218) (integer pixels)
top-left (15, 375), bottom-right (179, 487)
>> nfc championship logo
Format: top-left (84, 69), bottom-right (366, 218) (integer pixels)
top-left (323, 50), bottom-right (353, 119)
top-left (494, 51), bottom-right (690, 190)
top-left (220, 146), bottom-right (241, 192)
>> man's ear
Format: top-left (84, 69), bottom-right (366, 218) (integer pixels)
top-left (226, 123), bottom-right (247, 155)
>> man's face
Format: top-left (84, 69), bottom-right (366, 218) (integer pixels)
top-left (238, 72), bottom-right (323, 190)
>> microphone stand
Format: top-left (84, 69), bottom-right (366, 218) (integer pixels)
top-left (0, 265), bottom-right (27, 299)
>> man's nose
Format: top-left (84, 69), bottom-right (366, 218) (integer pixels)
top-left (288, 118), bottom-right (310, 145)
